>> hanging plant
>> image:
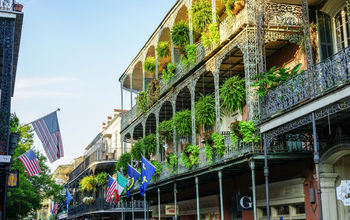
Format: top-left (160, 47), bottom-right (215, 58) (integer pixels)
top-left (95, 172), bottom-right (108, 187)
top-left (230, 121), bottom-right (260, 144)
top-left (171, 21), bottom-right (190, 51)
top-left (190, 0), bottom-right (213, 34)
top-left (116, 152), bottom-right (132, 175)
top-left (158, 119), bottom-right (173, 140)
top-left (181, 144), bottom-right (200, 169)
top-left (136, 91), bottom-right (148, 114)
top-left (142, 134), bottom-right (157, 159)
top-left (82, 196), bottom-right (95, 205)
top-left (252, 63), bottom-right (303, 97)
top-left (205, 132), bottom-right (226, 165)
top-left (201, 22), bottom-right (220, 48)
top-left (147, 78), bottom-right (160, 107)
top-left (166, 153), bottom-right (178, 174)
top-left (157, 41), bottom-right (170, 58)
top-left (180, 44), bottom-right (197, 67)
top-left (144, 57), bottom-right (156, 73)
top-left (151, 160), bottom-right (163, 175)
top-left (173, 109), bottom-right (192, 136)
top-left (224, 0), bottom-right (245, 17)
top-left (195, 94), bottom-right (216, 128)
top-left (220, 75), bottom-right (246, 115)
top-left (162, 63), bottom-right (176, 82)
top-left (79, 175), bottom-right (95, 192)
top-left (131, 140), bottom-right (143, 161)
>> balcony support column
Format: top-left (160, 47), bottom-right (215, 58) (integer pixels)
top-left (301, 0), bottom-right (314, 71)
top-left (190, 84), bottom-right (196, 145)
top-left (131, 131), bottom-right (134, 164)
top-left (155, 111), bottom-right (160, 161)
top-left (174, 182), bottom-right (178, 220)
top-left (122, 201), bottom-right (125, 220)
top-left (132, 196), bottom-right (135, 220)
top-left (158, 188), bottom-right (161, 220)
top-left (144, 192), bottom-right (147, 220)
top-left (155, 54), bottom-right (159, 79)
top-left (212, 0), bottom-right (217, 23)
top-left (171, 40), bottom-right (175, 64)
top-left (188, 14), bottom-right (194, 45)
top-left (121, 79), bottom-right (124, 110)
top-left (213, 71), bottom-right (221, 133)
top-left (130, 74), bottom-right (133, 108)
top-left (218, 171), bottom-right (224, 220)
top-left (143, 68), bottom-right (146, 91)
top-left (195, 177), bottom-right (200, 220)
top-left (249, 160), bottom-right (257, 220)
top-left (171, 96), bottom-right (177, 155)
top-left (263, 133), bottom-right (270, 220)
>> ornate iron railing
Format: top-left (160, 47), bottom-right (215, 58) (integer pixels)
top-left (262, 46), bottom-right (350, 119)
top-left (0, 0), bottom-right (16, 11)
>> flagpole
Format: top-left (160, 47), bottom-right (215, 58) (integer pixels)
top-left (144, 192), bottom-right (147, 220)
top-left (27, 108), bottom-right (61, 125)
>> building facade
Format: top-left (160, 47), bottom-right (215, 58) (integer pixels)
top-left (117, 0), bottom-right (350, 220)
top-left (0, 1), bottom-right (23, 219)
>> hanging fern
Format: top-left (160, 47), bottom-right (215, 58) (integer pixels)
top-left (181, 144), bottom-right (200, 169)
top-left (220, 75), bottom-right (246, 114)
top-left (171, 21), bottom-right (190, 50)
top-left (166, 153), bottom-right (178, 174)
top-left (190, 0), bottom-right (213, 34)
top-left (157, 41), bottom-right (170, 58)
top-left (162, 63), bottom-right (176, 82)
top-left (173, 109), bottom-right (192, 136)
top-left (195, 94), bottom-right (216, 128)
top-left (230, 121), bottom-right (260, 144)
top-left (131, 140), bottom-right (143, 161)
top-left (116, 152), bottom-right (132, 175)
top-left (95, 172), bottom-right (108, 187)
top-left (180, 44), bottom-right (197, 67)
top-left (144, 57), bottom-right (156, 73)
top-left (147, 78), bottom-right (160, 107)
top-left (142, 134), bottom-right (157, 159)
top-left (136, 91), bottom-right (149, 114)
top-left (201, 22), bottom-right (220, 48)
top-left (204, 132), bottom-right (226, 164)
top-left (158, 119), bottom-right (173, 140)
top-left (151, 160), bottom-right (163, 175)
top-left (79, 176), bottom-right (95, 192)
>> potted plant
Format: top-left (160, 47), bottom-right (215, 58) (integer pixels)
top-left (13, 2), bottom-right (23, 12)
top-left (181, 144), bottom-right (200, 169)
top-left (166, 153), bottom-right (178, 174)
top-left (224, 0), bottom-right (245, 16)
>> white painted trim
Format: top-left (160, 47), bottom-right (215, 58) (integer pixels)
top-left (0, 11), bottom-right (15, 19)
top-left (260, 85), bottom-right (350, 133)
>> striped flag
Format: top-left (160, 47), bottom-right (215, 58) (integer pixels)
top-left (18, 149), bottom-right (41, 176)
top-left (106, 175), bottom-right (117, 203)
top-left (115, 172), bottom-right (127, 203)
top-left (31, 111), bottom-right (64, 163)
top-left (50, 201), bottom-right (58, 214)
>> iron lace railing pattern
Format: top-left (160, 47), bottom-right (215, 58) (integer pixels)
top-left (0, 0), bottom-right (15, 11)
top-left (262, 46), bottom-right (350, 119)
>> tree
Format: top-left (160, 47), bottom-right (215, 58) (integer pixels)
top-left (6, 114), bottom-right (64, 219)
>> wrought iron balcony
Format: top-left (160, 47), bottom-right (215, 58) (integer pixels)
top-left (262, 46), bottom-right (350, 120)
top-left (0, 0), bottom-right (21, 12)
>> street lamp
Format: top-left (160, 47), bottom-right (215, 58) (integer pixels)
top-left (8, 133), bottom-right (19, 156)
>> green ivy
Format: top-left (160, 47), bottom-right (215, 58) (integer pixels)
top-left (220, 75), bottom-right (246, 114)
top-left (171, 21), bottom-right (190, 50)
top-left (162, 63), bottom-right (176, 82)
top-left (116, 152), bottom-right (132, 175)
top-left (230, 121), bottom-right (260, 144)
top-left (201, 22), bottom-right (220, 48)
top-left (157, 41), bottom-right (170, 58)
top-left (166, 153), bottom-right (178, 174)
top-left (190, 0), bottom-right (212, 34)
top-left (136, 91), bottom-right (148, 114)
top-left (173, 109), bottom-right (192, 136)
top-left (158, 119), bottom-right (173, 140)
top-left (151, 160), bottom-right (163, 175)
top-left (252, 63), bottom-right (303, 97)
top-left (195, 94), bottom-right (216, 128)
top-left (144, 57), bottom-right (156, 73)
top-left (181, 144), bottom-right (200, 169)
top-left (95, 172), bottom-right (108, 187)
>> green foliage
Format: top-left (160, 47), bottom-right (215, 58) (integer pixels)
top-left (220, 75), bottom-right (246, 114)
top-left (116, 152), bottom-right (132, 175)
top-left (147, 79), bottom-right (160, 107)
top-left (230, 121), bottom-right (260, 144)
top-left (223, 0), bottom-right (245, 17)
top-left (9, 113), bottom-right (19, 133)
top-left (173, 109), bottom-right (192, 136)
top-left (151, 160), bottom-right (163, 175)
top-left (180, 44), bottom-right (197, 67)
top-left (136, 91), bottom-right (149, 114)
top-left (131, 140), bottom-right (143, 161)
top-left (142, 134), bottom-right (157, 159)
top-left (181, 144), bottom-right (200, 169)
top-left (79, 175), bottom-right (95, 192)
top-left (144, 56), bottom-right (156, 73)
top-left (95, 172), bottom-right (108, 187)
top-left (195, 94), bottom-right (216, 128)
top-left (157, 41), bottom-right (170, 58)
top-left (190, 0), bottom-right (212, 34)
top-left (166, 153), bottom-right (178, 174)
top-left (158, 119), bottom-right (173, 140)
top-left (171, 21), bottom-right (190, 49)
top-left (162, 63), bottom-right (176, 82)
top-left (201, 22), bottom-right (220, 48)
top-left (7, 117), bottom-right (64, 219)
top-left (252, 63), bottom-right (303, 97)
top-left (204, 132), bottom-right (226, 164)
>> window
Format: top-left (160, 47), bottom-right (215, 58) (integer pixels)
top-left (335, 8), bottom-right (350, 51)
top-left (317, 11), bottom-right (333, 60)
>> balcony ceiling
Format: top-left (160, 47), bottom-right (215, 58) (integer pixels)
top-left (270, 0), bottom-right (322, 6)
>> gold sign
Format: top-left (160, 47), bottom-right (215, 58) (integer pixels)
top-left (165, 205), bottom-right (179, 215)
top-left (8, 170), bottom-right (19, 188)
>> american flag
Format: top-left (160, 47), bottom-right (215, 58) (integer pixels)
top-left (50, 201), bottom-right (58, 214)
top-left (31, 111), bottom-right (64, 163)
top-left (106, 175), bottom-right (117, 203)
top-left (18, 149), bottom-right (41, 176)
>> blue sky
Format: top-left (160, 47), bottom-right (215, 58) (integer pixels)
top-left (12, 0), bottom-right (177, 171)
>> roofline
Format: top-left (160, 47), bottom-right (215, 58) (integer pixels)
top-left (118, 0), bottom-right (182, 83)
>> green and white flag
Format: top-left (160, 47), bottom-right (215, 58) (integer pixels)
top-left (115, 171), bottom-right (127, 203)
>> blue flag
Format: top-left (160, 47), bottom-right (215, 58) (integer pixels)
top-left (65, 188), bottom-right (72, 210)
top-left (127, 164), bottom-right (141, 198)
top-left (140, 156), bottom-right (156, 196)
